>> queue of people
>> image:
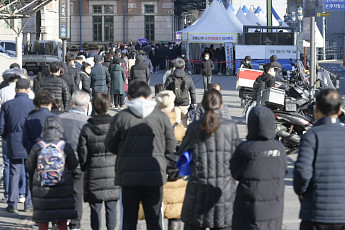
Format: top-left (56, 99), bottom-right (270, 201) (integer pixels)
top-left (0, 48), bottom-right (345, 230)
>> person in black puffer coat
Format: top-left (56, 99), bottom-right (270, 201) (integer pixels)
top-left (78, 63), bottom-right (92, 95)
top-left (36, 62), bottom-right (70, 112)
top-left (130, 54), bottom-right (150, 83)
top-left (77, 92), bottom-right (119, 230)
top-left (26, 116), bottom-right (78, 229)
top-left (179, 89), bottom-right (239, 230)
top-left (230, 106), bottom-right (287, 230)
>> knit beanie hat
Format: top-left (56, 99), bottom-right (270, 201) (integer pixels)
top-left (155, 90), bottom-right (176, 113)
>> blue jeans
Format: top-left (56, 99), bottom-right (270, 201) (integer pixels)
top-left (2, 140), bottom-right (25, 198)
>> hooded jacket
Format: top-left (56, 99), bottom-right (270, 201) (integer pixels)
top-left (105, 98), bottom-right (176, 187)
top-left (164, 69), bottom-right (196, 106)
top-left (77, 114), bottom-right (119, 203)
top-left (294, 116), bottom-right (345, 223)
top-left (270, 55), bottom-right (282, 70)
top-left (230, 106), bottom-right (287, 230)
top-left (179, 111), bottom-right (239, 228)
top-left (129, 55), bottom-right (150, 83)
top-left (26, 117), bottom-right (78, 222)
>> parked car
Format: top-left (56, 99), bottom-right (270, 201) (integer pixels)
top-left (0, 40), bottom-right (23, 56)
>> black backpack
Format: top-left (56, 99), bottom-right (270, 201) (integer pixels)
top-left (252, 75), bottom-right (266, 100)
top-left (170, 76), bottom-right (189, 104)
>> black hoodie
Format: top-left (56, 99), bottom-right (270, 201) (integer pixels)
top-left (230, 106), bottom-right (287, 230)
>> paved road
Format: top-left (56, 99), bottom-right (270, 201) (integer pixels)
top-left (0, 71), bottom-right (300, 229)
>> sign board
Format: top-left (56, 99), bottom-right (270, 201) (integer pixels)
top-left (324, 0), bottom-right (345, 10)
top-left (175, 32), bottom-right (182, 43)
top-left (138, 38), bottom-right (147, 44)
top-left (188, 33), bottom-right (237, 43)
top-left (224, 42), bottom-right (233, 71)
top-left (235, 45), bottom-right (297, 60)
top-left (317, 12), bottom-right (331, 17)
top-left (59, 0), bottom-right (70, 40)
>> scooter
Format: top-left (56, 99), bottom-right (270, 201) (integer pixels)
top-left (275, 110), bottom-right (314, 154)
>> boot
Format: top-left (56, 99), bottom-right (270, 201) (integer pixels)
top-left (168, 219), bottom-right (181, 230)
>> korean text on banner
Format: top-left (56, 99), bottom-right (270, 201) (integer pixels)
top-left (189, 33), bottom-right (237, 43)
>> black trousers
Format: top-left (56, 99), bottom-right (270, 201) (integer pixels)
top-left (90, 201), bottom-right (117, 230)
top-left (70, 169), bottom-right (84, 229)
top-left (113, 94), bottom-right (124, 107)
top-left (120, 186), bottom-right (163, 230)
top-left (184, 223), bottom-right (232, 230)
top-left (300, 220), bottom-right (345, 230)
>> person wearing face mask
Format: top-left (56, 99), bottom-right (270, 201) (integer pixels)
top-left (201, 53), bottom-right (215, 91)
top-left (79, 63), bottom-right (92, 95)
top-left (240, 56), bottom-right (254, 69)
top-left (252, 63), bottom-right (277, 102)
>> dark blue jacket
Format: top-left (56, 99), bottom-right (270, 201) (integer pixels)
top-left (0, 93), bottom-right (35, 159)
top-left (90, 63), bottom-right (110, 94)
top-left (22, 107), bottom-right (56, 153)
top-left (294, 117), bottom-right (345, 223)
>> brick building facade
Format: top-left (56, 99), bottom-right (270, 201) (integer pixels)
top-left (70, 0), bottom-right (175, 45)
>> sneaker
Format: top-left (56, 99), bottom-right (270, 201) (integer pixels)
top-left (5, 206), bottom-right (18, 213)
top-left (1, 196), bottom-right (8, 203)
top-left (24, 206), bottom-right (33, 212)
top-left (18, 195), bottom-right (25, 203)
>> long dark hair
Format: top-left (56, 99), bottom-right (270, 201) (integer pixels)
top-left (200, 89), bottom-right (222, 139)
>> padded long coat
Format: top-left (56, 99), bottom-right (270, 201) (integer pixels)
top-left (26, 117), bottom-right (78, 222)
top-left (179, 112), bottom-right (239, 228)
top-left (230, 106), bottom-right (287, 230)
top-left (77, 114), bottom-right (119, 203)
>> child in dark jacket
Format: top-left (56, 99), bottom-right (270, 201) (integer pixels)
top-left (26, 117), bottom-right (78, 230)
top-left (230, 106), bottom-right (287, 230)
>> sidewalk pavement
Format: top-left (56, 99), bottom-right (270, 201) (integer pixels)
top-left (0, 71), bottom-right (300, 229)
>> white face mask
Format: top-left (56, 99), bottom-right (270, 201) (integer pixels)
top-left (85, 68), bottom-right (91, 74)
top-left (205, 56), bottom-right (209, 60)
top-left (246, 61), bottom-right (250, 64)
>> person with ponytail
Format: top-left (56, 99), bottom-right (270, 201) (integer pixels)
top-left (178, 89), bottom-right (239, 230)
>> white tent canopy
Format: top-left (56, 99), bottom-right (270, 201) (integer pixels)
top-left (256, 11), bottom-right (267, 26)
top-left (246, 9), bottom-right (261, 26)
top-left (236, 7), bottom-right (251, 25)
top-left (179, 0), bottom-right (242, 36)
top-left (226, 6), bottom-right (243, 32)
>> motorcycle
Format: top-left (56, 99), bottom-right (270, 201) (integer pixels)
top-left (274, 110), bottom-right (314, 154)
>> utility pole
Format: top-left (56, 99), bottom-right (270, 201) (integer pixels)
top-left (123, 0), bottom-right (126, 42)
top-left (267, 0), bottom-right (272, 27)
top-left (310, 16), bottom-right (316, 97)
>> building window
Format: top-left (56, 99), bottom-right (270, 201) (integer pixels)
top-left (93, 5), bottom-right (102, 14)
top-left (145, 16), bottom-right (155, 41)
top-left (104, 5), bottom-right (114, 14)
top-left (145, 5), bottom-right (154, 14)
top-left (92, 5), bottom-right (114, 42)
top-left (93, 16), bottom-right (102, 41)
top-left (104, 16), bottom-right (114, 41)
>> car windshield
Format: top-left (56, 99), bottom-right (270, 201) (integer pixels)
top-left (6, 43), bottom-right (16, 51)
